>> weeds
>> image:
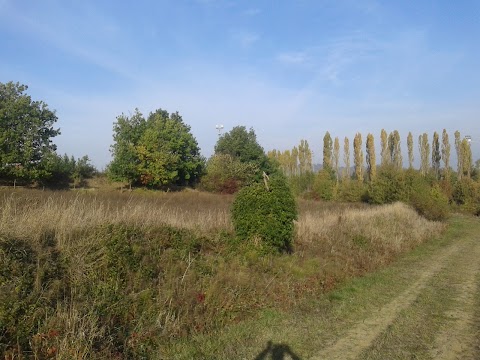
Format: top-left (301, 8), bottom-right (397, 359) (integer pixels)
top-left (0, 189), bottom-right (444, 358)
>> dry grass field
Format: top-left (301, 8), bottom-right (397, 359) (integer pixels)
top-left (0, 188), bottom-right (445, 359)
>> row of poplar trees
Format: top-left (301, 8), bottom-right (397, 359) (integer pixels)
top-left (268, 129), bottom-right (473, 182)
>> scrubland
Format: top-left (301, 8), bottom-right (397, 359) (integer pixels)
top-left (0, 189), bottom-right (444, 359)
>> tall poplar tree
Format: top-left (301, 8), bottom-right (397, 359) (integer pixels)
top-left (298, 139), bottom-right (312, 174)
top-left (441, 129), bottom-right (451, 179)
top-left (461, 139), bottom-right (472, 178)
top-left (353, 133), bottom-right (364, 181)
top-left (343, 137), bottom-right (351, 180)
top-left (454, 131), bottom-right (462, 179)
top-left (407, 132), bottom-right (414, 169)
top-left (333, 137), bottom-right (340, 182)
top-left (380, 129), bottom-right (389, 166)
top-left (432, 131), bottom-right (441, 178)
top-left (291, 146), bottom-right (299, 176)
top-left (366, 133), bottom-right (376, 181)
top-left (418, 133), bottom-right (430, 176)
top-left (323, 132), bottom-right (333, 170)
top-left (392, 130), bottom-right (402, 169)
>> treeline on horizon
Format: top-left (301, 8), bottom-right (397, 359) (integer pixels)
top-left (264, 130), bottom-right (479, 219)
top-left (268, 129), bottom-right (474, 181)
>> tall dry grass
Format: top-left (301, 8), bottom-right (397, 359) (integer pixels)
top-left (0, 189), bottom-right (445, 358)
top-left (0, 189), bottom-right (232, 243)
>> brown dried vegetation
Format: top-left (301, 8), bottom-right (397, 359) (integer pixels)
top-left (0, 189), bottom-right (443, 358)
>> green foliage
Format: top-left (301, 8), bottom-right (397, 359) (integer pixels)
top-left (214, 126), bottom-right (274, 176)
top-left (0, 81), bottom-right (60, 183)
top-left (40, 153), bottom-right (97, 188)
top-left (231, 175), bottom-right (297, 253)
top-left (108, 108), bottom-right (204, 188)
top-left (452, 178), bottom-right (477, 205)
top-left (0, 233), bottom-right (65, 355)
top-left (452, 178), bottom-right (480, 214)
top-left (410, 184), bottom-right (450, 221)
top-left (200, 154), bottom-right (259, 193)
top-left (366, 166), bottom-right (407, 204)
top-left (108, 109), bottom-right (145, 186)
top-left (312, 169), bottom-right (336, 201)
top-left (288, 172), bottom-right (316, 196)
top-left (337, 180), bottom-right (366, 203)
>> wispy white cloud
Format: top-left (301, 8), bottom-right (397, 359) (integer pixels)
top-left (0, 3), bottom-right (139, 82)
top-left (318, 33), bottom-right (380, 84)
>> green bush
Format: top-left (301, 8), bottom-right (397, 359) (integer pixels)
top-left (231, 175), bottom-right (297, 252)
top-left (365, 166), bottom-right (407, 204)
top-left (288, 172), bottom-right (316, 196)
top-left (312, 169), bottom-right (336, 201)
top-left (0, 232), bottom-right (65, 355)
top-left (200, 154), bottom-right (259, 193)
top-left (452, 178), bottom-right (477, 205)
top-left (410, 184), bottom-right (450, 221)
top-left (337, 180), bottom-right (366, 203)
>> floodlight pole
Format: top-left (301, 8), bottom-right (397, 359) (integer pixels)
top-left (216, 124), bottom-right (224, 137)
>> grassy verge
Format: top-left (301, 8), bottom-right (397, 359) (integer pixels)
top-left (0, 189), bottom-right (445, 358)
top-left (164, 216), bottom-right (474, 359)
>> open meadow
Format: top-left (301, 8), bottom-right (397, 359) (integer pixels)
top-left (0, 188), bottom-right (445, 359)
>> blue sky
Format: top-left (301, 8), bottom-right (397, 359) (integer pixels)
top-left (1, 0), bottom-right (479, 169)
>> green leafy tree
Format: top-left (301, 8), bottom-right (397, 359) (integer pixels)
top-left (201, 154), bottom-right (259, 193)
top-left (0, 81), bottom-right (60, 185)
top-left (109, 108), bottom-right (203, 188)
top-left (108, 109), bottom-right (146, 187)
top-left (137, 110), bottom-right (204, 187)
top-left (215, 126), bottom-right (272, 175)
top-left (72, 155), bottom-right (97, 188)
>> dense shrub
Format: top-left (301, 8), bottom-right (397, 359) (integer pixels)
top-left (452, 178), bottom-right (477, 205)
top-left (451, 178), bottom-right (480, 214)
top-left (366, 166), bottom-right (407, 204)
top-left (337, 180), bottom-right (366, 203)
top-left (288, 172), bottom-right (316, 196)
top-left (200, 154), bottom-right (259, 193)
top-left (0, 233), bottom-right (65, 356)
top-left (312, 169), bottom-right (336, 200)
top-left (410, 184), bottom-right (450, 221)
top-left (231, 175), bottom-right (297, 252)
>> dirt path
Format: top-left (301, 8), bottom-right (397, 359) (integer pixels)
top-left (313, 216), bottom-right (480, 360)
top-left (165, 216), bottom-right (480, 359)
